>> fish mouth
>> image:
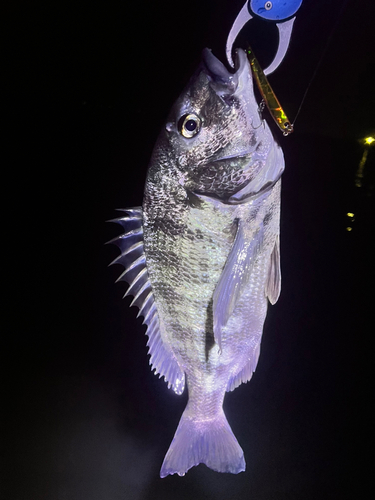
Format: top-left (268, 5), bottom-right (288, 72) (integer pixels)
top-left (211, 150), bottom-right (253, 163)
top-left (202, 48), bottom-right (248, 94)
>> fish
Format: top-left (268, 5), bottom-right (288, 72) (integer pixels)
top-left (109, 48), bottom-right (284, 477)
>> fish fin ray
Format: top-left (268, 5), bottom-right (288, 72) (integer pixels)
top-left (108, 207), bottom-right (185, 394)
top-left (109, 241), bottom-right (144, 267)
top-left (124, 267), bottom-right (147, 298)
top-left (265, 235), bottom-right (281, 304)
top-left (129, 281), bottom-right (151, 308)
top-left (213, 219), bottom-right (264, 349)
top-left (226, 344), bottom-right (261, 392)
top-left (147, 327), bottom-right (185, 394)
top-left (115, 255), bottom-right (146, 284)
top-left (160, 409), bottom-right (245, 477)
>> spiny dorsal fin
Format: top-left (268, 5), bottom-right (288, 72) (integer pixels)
top-left (107, 207), bottom-right (185, 394)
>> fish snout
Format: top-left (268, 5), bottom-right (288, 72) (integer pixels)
top-left (202, 48), bottom-right (251, 97)
top-left (202, 48), bottom-right (239, 95)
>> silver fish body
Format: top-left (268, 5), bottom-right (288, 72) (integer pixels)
top-left (110, 48), bottom-right (284, 477)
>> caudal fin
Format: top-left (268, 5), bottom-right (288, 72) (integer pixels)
top-left (160, 409), bottom-right (245, 477)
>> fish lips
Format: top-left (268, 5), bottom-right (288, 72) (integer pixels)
top-left (202, 48), bottom-right (247, 95)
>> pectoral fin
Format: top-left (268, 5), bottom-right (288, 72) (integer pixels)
top-left (265, 235), bottom-right (281, 304)
top-left (213, 220), bottom-right (264, 350)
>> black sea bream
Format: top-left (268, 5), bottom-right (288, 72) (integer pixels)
top-left (109, 48), bottom-right (284, 477)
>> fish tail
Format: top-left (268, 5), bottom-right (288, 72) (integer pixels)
top-left (160, 409), bottom-right (245, 477)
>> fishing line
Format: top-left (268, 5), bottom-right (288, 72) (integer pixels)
top-left (291, 0), bottom-right (350, 127)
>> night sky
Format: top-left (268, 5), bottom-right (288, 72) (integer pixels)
top-left (4, 1), bottom-right (375, 499)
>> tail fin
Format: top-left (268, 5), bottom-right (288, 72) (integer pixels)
top-left (160, 409), bottom-right (245, 477)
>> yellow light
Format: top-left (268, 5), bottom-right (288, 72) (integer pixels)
top-left (346, 212), bottom-right (354, 217)
top-left (365, 136), bottom-right (374, 145)
top-left (346, 227), bottom-right (353, 231)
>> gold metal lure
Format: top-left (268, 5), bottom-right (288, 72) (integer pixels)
top-left (247, 46), bottom-right (293, 136)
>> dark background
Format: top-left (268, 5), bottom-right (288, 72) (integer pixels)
top-left (4, 0), bottom-right (375, 498)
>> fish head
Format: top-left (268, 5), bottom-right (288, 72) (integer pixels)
top-left (159, 48), bottom-right (284, 202)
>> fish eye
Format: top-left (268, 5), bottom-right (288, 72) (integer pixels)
top-left (178, 113), bottom-right (201, 138)
top-left (265, 1), bottom-right (272, 10)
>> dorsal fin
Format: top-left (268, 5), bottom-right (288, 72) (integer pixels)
top-left (107, 207), bottom-right (185, 394)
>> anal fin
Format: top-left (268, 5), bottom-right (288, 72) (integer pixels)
top-left (226, 344), bottom-right (261, 392)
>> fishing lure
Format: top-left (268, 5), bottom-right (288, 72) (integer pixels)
top-left (247, 46), bottom-right (293, 135)
top-left (226, 0), bottom-right (303, 72)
